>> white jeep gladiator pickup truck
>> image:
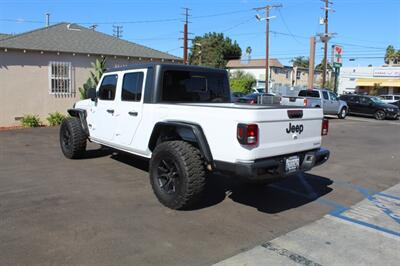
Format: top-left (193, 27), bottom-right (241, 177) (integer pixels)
top-left (60, 63), bottom-right (330, 209)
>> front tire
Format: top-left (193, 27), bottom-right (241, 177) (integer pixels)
top-left (374, 110), bottom-right (386, 120)
top-left (149, 141), bottom-right (206, 210)
top-left (338, 107), bottom-right (347, 119)
top-left (59, 117), bottom-right (87, 159)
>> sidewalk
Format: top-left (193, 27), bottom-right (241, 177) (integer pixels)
top-left (215, 182), bottom-right (400, 266)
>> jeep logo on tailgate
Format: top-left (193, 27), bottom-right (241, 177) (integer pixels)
top-left (286, 123), bottom-right (304, 134)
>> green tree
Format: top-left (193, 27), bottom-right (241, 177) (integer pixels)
top-left (384, 45), bottom-right (399, 64)
top-left (79, 57), bottom-right (107, 99)
top-left (315, 58), bottom-right (333, 71)
top-left (229, 71), bottom-right (256, 94)
top-left (290, 56), bottom-right (309, 68)
top-left (189, 32), bottom-right (241, 68)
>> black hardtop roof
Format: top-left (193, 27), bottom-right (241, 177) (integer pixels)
top-left (105, 63), bottom-right (227, 73)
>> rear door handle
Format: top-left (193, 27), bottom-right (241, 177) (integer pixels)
top-left (106, 109), bottom-right (114, 114)
top-left (128, 111), bottom-right (138, 116)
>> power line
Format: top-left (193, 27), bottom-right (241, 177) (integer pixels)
top-left (0, 9), bottom-right (254, 26)
top-left (277, 9), bottom-right (303, 45)
top-left (165, 47), bottom-right (181, 53)
top-left (191, 9), bottom-right (253, 19)
top-left (0, 18), bottom-right (43, 24)
top-left (0, 18), bottom-right (181, 25)
top-left (334, 42), bottom-right (386, 50)
top-left (220, 17), bottom-right (254, 33)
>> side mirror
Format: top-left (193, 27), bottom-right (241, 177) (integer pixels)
top-left (87, 87), bottom-right (97, 101)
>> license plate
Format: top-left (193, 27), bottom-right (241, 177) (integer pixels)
top-left (285, 156), bottom-right (300, 173)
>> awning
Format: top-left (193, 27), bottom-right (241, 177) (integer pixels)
top-left (356, 78), bottom-right (400, 87)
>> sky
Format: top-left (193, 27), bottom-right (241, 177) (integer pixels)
top-left (0, 0), bottom-right (399, 67)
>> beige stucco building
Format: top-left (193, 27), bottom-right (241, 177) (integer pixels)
top-left (0, 23), bottom-right (181, 126)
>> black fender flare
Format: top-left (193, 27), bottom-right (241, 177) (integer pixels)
top-left (67, 108), bottom-right (89, 136)
top-left (148, 121), bottom-right (214, 165)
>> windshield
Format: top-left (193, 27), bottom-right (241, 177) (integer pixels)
top-left (370, 97), bottom-right (385, 104)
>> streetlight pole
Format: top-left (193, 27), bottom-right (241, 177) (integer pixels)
top-left (254, 3), bottom-right (282, 93)
top-left (322, 0), bottom-right (329, 87)
top-left (265, 7), bottom-right (270, 93)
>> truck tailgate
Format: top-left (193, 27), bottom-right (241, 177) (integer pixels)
top-left (245, 108), bottom-right (323, 160)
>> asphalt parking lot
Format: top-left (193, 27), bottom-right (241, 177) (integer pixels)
top-left (0, 116), bottom-right (399, 265)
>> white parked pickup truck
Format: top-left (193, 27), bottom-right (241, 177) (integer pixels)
top-left (60, 63), bottom-right (330, 209)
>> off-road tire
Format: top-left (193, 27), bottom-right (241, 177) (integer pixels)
top-left (59, 117), bottom-right (87, 159)
top-left (338, 107), bottom-right (347, 119)
top-left (149, 141), bottom-right (206, 209)
top-left (374, 110), bottom-right (386, 120)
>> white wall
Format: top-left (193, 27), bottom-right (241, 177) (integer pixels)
top-left (338, 66), bottom-right (400, 95)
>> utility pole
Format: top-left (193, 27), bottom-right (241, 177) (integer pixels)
top-left (321, 0), bottom-right (333, 88)
top-left (182, 8), bottom-right (190, 64)
top-left (254, 3), bottom-right (282, 93)
top-left (308, 36), bottom-right (316, 89)
top-left (113, 25), bottom-right (123, 38)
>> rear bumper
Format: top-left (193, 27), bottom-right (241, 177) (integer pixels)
top-left (214, 148), bottom-right (330, 181)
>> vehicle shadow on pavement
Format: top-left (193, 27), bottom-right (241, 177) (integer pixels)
top-left (110, 151), bottom-right (150, 172)
top-left (192, 173), bottom-right (333, 213)
top-left (81, 146), bottom-right (114, 159)
top-left (87, 150), bottom-right (333, 213)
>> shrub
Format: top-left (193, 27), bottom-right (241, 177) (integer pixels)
top-left (47, 112), bottom-right (66, 126)
top-left (21, 114), bottom-right (41, 127)
top-left (229, 71), bottom-right (256, 94)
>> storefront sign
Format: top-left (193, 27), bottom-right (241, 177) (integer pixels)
top-left (373, 68), bottom-right (400, 77)
top-left (332, 45), bottom-right (343, 68)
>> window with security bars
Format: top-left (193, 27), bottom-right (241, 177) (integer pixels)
top-left (49, 61), bottom-right (72, 95)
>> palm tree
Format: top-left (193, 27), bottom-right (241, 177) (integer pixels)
top-left (384, 45), bottom-right (398, 65)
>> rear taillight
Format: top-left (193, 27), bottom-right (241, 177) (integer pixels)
top-left (249, 99), bottom-right (256, 104)
top-left (303, 98), bottom-right (308, 107)
top-left (237, 124), bottom-right (258, 145)
top-left (321, 119), bottom-right (329, 136)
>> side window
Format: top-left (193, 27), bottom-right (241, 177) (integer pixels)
top-left (329, 92), bottom-right (338, 101)
top-left (98, 75), bottom-right (118, 101)
top-left (322, 91), bottom-right (329, 100)
top-left (121, 72), bottom-right (144, 101)
top-left (349, 96), bottom-right (359, 103)
top-left (360, 97), bottom-right (371, 105)
top-left (394, 96), bottom-right (400, 100)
